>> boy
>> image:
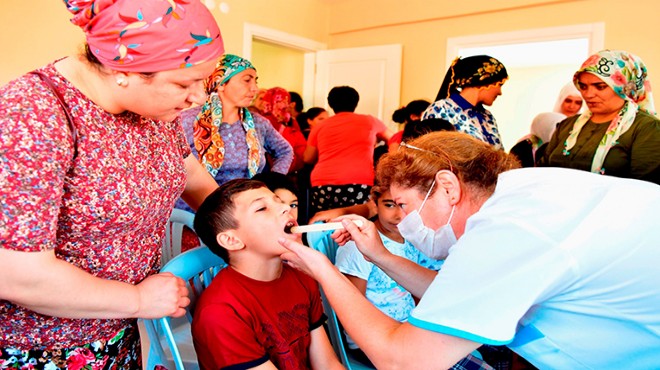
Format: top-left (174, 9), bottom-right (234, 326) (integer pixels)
top-left (192, 179), bottom-right (342, 370)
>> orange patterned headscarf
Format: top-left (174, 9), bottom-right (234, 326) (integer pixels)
top-left (63, 0), bottom-right (223, 72)
top-left (194, 55), bottom-right (261, 177)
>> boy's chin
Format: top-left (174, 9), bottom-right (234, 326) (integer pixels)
top-left (282, 232), bottom-right (302, 243)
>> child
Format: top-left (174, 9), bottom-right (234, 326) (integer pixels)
top-left (192, 179), bottom-right (342, 370)
top-left (253, 172), bottom-right (300, 222)
top-left (334, 185), bottom-right (490, 369)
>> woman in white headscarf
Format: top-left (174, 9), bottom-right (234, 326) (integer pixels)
top-left (510, 112), bottom-right (565, 167)
top-left (553, 82), bottom-right (583, 116)
top-left (538, 49), bottom-right (660, 185)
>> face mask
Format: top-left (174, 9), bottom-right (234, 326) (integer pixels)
top-left (397, 180), bottom-right (457, 260)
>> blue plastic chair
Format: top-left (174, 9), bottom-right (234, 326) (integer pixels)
top-left (307, 229), bottom-right (374, 369)
top-left (144, 246), bottom-right (226, 370)
top-left (305, 226), bottom-right (340, 264)
top-left (162, 209), bottom-right (200, 266)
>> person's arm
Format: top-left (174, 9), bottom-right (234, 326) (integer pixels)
top-left (308, 202), bottom-right (376, 224)
top-left (180, 154), bottom-right (218, 211)
top-left (628, 117), bottom-right (660, 184)
top-left (345, 275), bottom-right (367, 295)
top-left (378, 127), bottom-right (395, 142)
top-left (279, 236), bottom-right (479, 369)
top-left (309, 325), bottom-right (344, 370)
top-left (303, 144), bottom-right (318, 165)
top-left (257, 115), bottom-right (294, 173)
top-left (0, 248), bottom-right (189, 319)
top-left (332, 216), bottom-right (437, 297)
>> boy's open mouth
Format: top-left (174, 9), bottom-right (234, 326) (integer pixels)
top-left (284, 221), bottom-right (296, 234)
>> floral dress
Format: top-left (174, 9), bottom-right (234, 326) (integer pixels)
top-left (0, 63), bottom-right (191, 369)
top-left (422, 93), bottom-right (503, 150)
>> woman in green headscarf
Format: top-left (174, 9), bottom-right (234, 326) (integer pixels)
top-left (175, 54), bottom-right (294, 211)
top-left (538, 49), bottom-right (660, 185)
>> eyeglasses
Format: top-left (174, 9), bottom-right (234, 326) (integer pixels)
top-left (399, 141), bottom-right (454, 173)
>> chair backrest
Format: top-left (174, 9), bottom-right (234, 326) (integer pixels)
top-left (305, 227), bottom-right (340, 264)
top-left (144, 246), bottom-right (226, 370)
top-left (162, 209), bottom-right (198, 266)
top-left (308, 232), bottom-right (374, 369)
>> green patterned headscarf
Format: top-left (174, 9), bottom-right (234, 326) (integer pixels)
top-left (564, 50), bottom-right (656, 174)
top-left (194, 54), bottom-right (261, 177)
top-left (204, 54), bottom-right (256, 95)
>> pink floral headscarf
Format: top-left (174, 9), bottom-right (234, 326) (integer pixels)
top-left (564, 50), bottom-right (656, 174)
top-left (262, 87), bottom-right (292, 124)
top-left (63, 0), bottom-right (224, 72)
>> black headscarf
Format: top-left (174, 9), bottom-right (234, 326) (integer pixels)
top-left (435, 55), bottom-right (508, 101)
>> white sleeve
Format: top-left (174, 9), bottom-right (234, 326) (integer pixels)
top-left (409, 215), bottom-right (576, 345)
top-left (335, 241), bottom-right (373, 280)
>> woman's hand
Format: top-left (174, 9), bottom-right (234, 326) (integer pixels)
top-left (135, 272), bottom-right (190, 319)
top-left (278, 238), bottom-right (335, 281)
top-left (334, 216), bottom-right (390, 263)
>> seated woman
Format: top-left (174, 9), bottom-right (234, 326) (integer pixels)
top-left (537, 49), bottom-right (660, 185)
top-left (510, 112), bottom-right (565, 167)
top-left (175, 54), bottom-right (293, 213)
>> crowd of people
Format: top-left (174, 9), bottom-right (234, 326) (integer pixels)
top-left (1, 0), bottom-right (659, 369)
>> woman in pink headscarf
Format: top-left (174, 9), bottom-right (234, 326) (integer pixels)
top-left (0, 0), bottom-right (223, 367)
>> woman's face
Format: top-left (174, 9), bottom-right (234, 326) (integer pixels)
top-left (307, 111), bottom-right (329, 128)
top-left (390, 183), bottom-right (446, 230)
top-left (252, 89), bottom-right (269, 112)
top-left (218, 69), bottom-right (259, 109)
top-left (477, 84), bottom-right (503, 106)
top-left (122, 59), bottom-right (216, 122)
top-left (560, 94), bottom-right (583, 116)
top-left (577, 73), bottom-right (625, 118)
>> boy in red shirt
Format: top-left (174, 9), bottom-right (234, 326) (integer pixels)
top-left (192, 179), bottom-right (342, 370)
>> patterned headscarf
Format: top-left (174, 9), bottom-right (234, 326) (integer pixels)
top-left (564, 50), bottom-right (656, 174)
top-left (63, 0), bottom-right (224, 72)
top-left (194, 54), bottom-right (261, 177)
top-left (436, 55), bottom-right (508, 101)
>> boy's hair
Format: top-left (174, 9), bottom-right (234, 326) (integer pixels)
top-left (327, 86), bottom-right (359, 113)
top-left (252, 172), bottom-right (298, 196)
top-left (194, 179), bottom-right (267, 263)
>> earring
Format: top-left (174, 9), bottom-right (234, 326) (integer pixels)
top-left (116, 76), bottom-right (127, 87)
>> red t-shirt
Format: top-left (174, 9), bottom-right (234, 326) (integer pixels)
top-left (307, 112), bottom-right (387, 186)
top-left (192, 264), bottom-right (326, 370)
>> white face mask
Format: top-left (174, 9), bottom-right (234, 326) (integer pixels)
top-left (397, 180), bottom-right (457, 260)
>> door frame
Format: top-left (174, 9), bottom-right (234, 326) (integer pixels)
top-left (243, 23), bottom-right (327, 106)
top-left (446, 22), bottom-right (605, 71)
